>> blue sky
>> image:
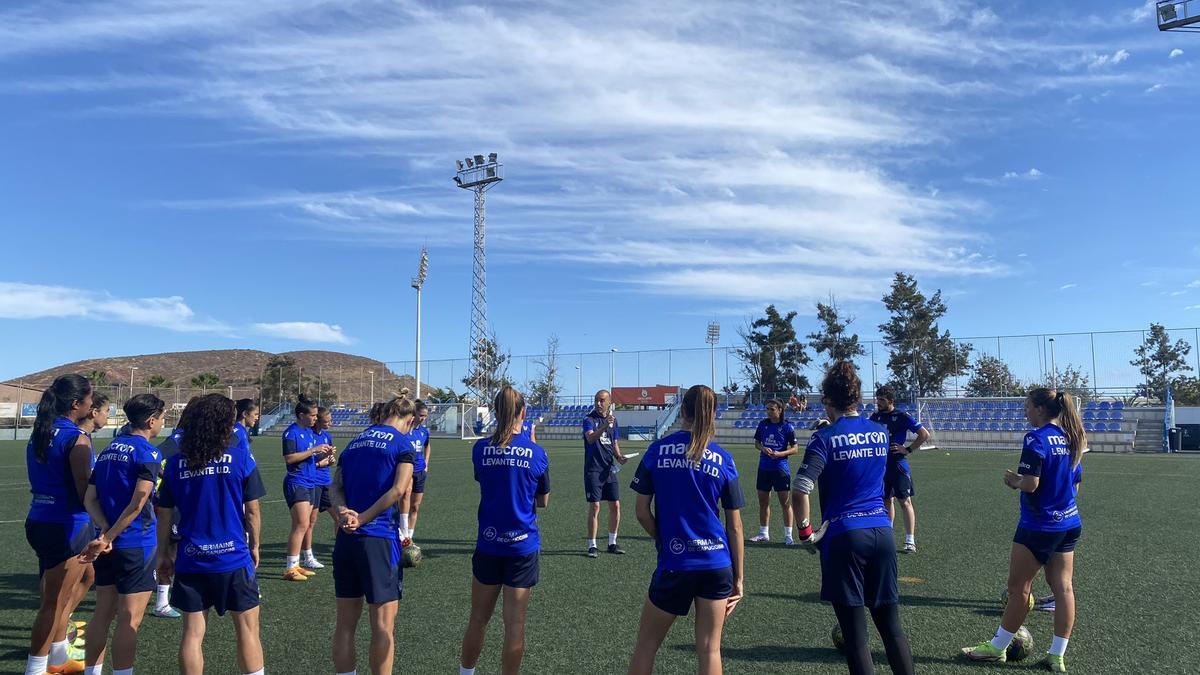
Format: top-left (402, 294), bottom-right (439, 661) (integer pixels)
top-left (1, 0), bottom-right (1199, 390)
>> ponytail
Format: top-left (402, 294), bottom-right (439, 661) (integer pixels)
top-left (235, 398), bottom-right (258, 422)
top-left (1028, 388), bottom-right (1087, 467)
top-left (682, 384), bottom-right (716, 463)
top-left (821, 361), bottom-right (863, 413)
top-left (489, 386), bottom-right (525, 449)
top-left (368, 401), bottom-right (385, 425)
top-left (295, 394), bottom-right (316, 417)
top-left (379, 388), bottom-right (415, 427)
top-left (30, 374), bottom-right (92, 463)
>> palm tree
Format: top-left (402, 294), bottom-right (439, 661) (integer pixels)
top-left (145, 374), bottom-right (171, 392)
top-left (86, 370), bottom-right (109, 386)
top-left (190, 372), bottom-right (220, 392)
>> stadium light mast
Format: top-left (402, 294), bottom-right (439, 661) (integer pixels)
top-left (1158, 1), bottom-right (1200, 31)
top-left (129, 366), bottom-right (138, 397)
top-left (455, 153), bottom-right (504, 403)
top-left (1049, 337), bottom-right (1058, 388)
top-left (706, 322), bottom-right (721, 392)
top-left (412, 246), bottom-right (429, 399)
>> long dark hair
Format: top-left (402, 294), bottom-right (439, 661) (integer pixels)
top-left (125, 393), bottom-right (166, 431)
top-left (1027, 388), bottom-right (1086, 467)
top-left (821, 362), bottom-right (862, 413)
top-left (179, 394), bottom-right (236, 469)
top-left (682, 384), bottom-right (716, 462)
top-left (489, 386), bottom-right (525, 448)
top-left (295, 393), bottom-right (316, 417)
top-left (31, 374), bottom-right (93, 463)
top-left (235, 398), bottom-right (258, 423)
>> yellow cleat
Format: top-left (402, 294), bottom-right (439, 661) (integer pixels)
top-left (282, 567), bottom-right (309, 581)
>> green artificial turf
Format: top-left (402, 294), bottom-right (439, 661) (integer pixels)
top-left (0, 438), bottom-right (1195, 673)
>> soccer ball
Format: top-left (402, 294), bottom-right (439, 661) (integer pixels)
top-left (402, 543), bottom-right (423, 568)
top-left (830, 622), bottom-right (844, 653)
top-left (1000, 589), bottom-right (1035, 612)
top-left (1006, 625), bottom-right (1034, 662)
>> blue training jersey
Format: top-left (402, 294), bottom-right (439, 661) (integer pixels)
top-left (232, 423), bottom-right (251, 453)
top-left (754, 419), bottom-right (796, 473)
top-left (582, 410), bottom-right (619, 474)
top-left (27, 416), bottom-right (93, 525)
top-left (630, 430), bottom-right (744, 572)
top-left (312, 429), bottom-right (333, 486)
top-left (282, 422), bottom-right (317, 487)
top-left (91, 433), bottom-right (161, 549)
top-left (472, 434), bottom-right (551, 557)
top-left (411, 425), bottom-right (429, 473)
top-left (1017, 424), bottom-right (1082, 532)
top-left (868, 409), bottom-right (923, 469)
top-left (155, 441), bottom-right (266, 573)
top-left (337, 425), bottom-right (415, 539)
top-left (795, 415), bottom-right (892, 539)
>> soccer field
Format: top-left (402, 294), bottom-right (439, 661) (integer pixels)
top-left (0, 439), bottom-right (1195, 674)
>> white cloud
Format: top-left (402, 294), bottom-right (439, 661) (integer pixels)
top-left (1003, 168), bottom-right (1043, 180)
top-left (1088, 49), bottom-right (1130, 69)
top-left (1186, 280), bottom-right (1200, 288)
top-left (1170, 48), bottom-right (1184, 59)
top-left (1017, 252), bottom-right (1028, 258)
top-left (252, 322), bottom-right (351, 345)
top-left (1167, 290), bottom-right (1187, 296)
top-left (1145, 83), bottom-right (1164, 94)
top-left (1059, 283), bottom-right (1077, 291)
top-left (1187, 305), bottom-right (1200, 311)
top-left (0, 282), bottom-right (227, 332)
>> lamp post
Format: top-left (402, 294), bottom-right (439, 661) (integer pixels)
top-left (129, 366), bottom-right (138, 397)
top-left (368, 370), bottom-right (375, 404)
top-left (575, 365), bottom-right (581, 401)
top-left (1049, 338), bottom-right (1058, 388)
top-left (706, 322), bottom-right (720, 392)
top-left (412, 247), bottom-right (429, 398)
top-left (609, 348), bottom-right (618, 392)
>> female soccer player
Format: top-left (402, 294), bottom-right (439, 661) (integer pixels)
top-left (84, 391), bottom-right (111, 435)
top-left (330, 394), bottom-right (418, 675)
top-left (23, 375), bottom-right (96, 675)
top-left (155, 393), bottom-right (265, 675)
top-left (150, 397), bottom-right (200, 619)
top-left (961, 388), bottom-right (1085, 673)
top-left (750, 398), bottom-right (797, 545)
top-left (233, 399), bottom-right (259, 452)
top-left (792, 362), bottom-right (914, 675)
top-left (399, 400), bottom-right (431, 543)
top-left (302, 406), bottom-right (337, 568)
top-left (80, 393), bottom-right (166, 675)
top-left (459, 386), bottom-right (550, 675)
top-left (869, 386), bottom-right (930, 554)
top-left (583, 389), bottom-right (629, 557)
top-left (281, 394), bottom-right (331, 580)
top-left (626, 384), bottom-right (744, 675)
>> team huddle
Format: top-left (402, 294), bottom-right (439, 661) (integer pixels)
top-left (20, 361), bottom-right (1086, 674)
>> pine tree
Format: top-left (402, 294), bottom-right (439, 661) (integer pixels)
top-left (1130, 323), bottom-right (1193, 402)
top-left (878, 273), bottom-right (972, 397)
top-left (807, 294), bottom-right (866, 369)
top-left (463, 331), bottom-right (512, 404)
top-left (529, 335), bottom-right (562, 407)
top-left (736, 305), bottom-right (811, 395)
top-left (965, 355), bottom-right (1024, 397)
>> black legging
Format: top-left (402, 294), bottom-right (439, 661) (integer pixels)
top-left (833, 602), bottom-right (914, 675)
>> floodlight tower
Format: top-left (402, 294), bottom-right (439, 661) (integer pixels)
top-left (412, 246), bottom-right (429, 399)
top-left (1157, 1), bottom-right (1200, 31)
top-left (706, 322), bottom-right (721, 392)
top-left (455, 153), bottom-right (504, 402)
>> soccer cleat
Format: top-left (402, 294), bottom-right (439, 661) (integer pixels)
top-left (302, 557), bottom-right (325, 569)
top-left (282, 567), bottom-right (310, 581)
top-left (749, 534), bottom-right (769, 543)
top-left (152, 606), bottom-right (182, 618)
top-left (1041, 654), bottom-right (1067, 672)
top-left (67, 643), bottom-right (85, 661)
top-left (587, 546), bottom-right (599, 558)
top-left (297, 566), bottom-right (316, 577)
top-left (784, 538), bottom-right (796, 546)
top-left (607, 544), bottom-right (626, 555)
top-left (46, 659), bottom-right (86, 674)
top-left (961, 641), bottom-right (1006, 662)
top-left (902, 542), bottom-right (917, 554)
top-left (1035, 594), bottom-right (1056, 612)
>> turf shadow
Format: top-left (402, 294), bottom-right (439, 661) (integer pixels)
top-left (682, 643), bottom-right (844, 665)
top-left (0, 573), bottom-right (47, 611)
top-left (748, 590), bottom-right (823, 604)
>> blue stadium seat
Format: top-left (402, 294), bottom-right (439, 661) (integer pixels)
top-left (1109, 411), bottom-right (1123, 421)
top-left (1095, 411), bottom-right (1108, 420)
top-left (1083, 411), bottom-right (1095, 421)
top-left (989, 422), bottom-right (1001, 431)
top-left (1099, 401), bottom-right (1111, 410)
top-left (1083, 422), bottom-right (1095, 432)
top-left (1113, 401), bottom-right (1125, 410)
top-left (1084, 401), bottom-right (1097, 409)
top-left (1107, 422), bottom-right (1121, 432)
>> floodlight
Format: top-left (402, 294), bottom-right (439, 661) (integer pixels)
top-left (456, 160), bottom-right (464, 170)
top-left (474, 154), bottom-right (485, 165)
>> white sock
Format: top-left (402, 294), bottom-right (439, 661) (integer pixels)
top-left (990, 626), bottom-right (1016, 651)
top-left (114, 668), bottom-right (133, 675)
top-left (244, 669), bottom-right (264, 675)
top-left (905, 534), bottom-right (915, 545)
top-left (85, 666), bottom-right (104, 675)
top-left (1049, 635), bottom-right (1069, 657)
top-left (25, 654), bottom-right (48, 675)
top-left (784, 528), bottom-right (794, 541)
top-left (337, 671), bottom-right (357, 675)
top-left (759, 526), bottom-right (769, 537)
top-left (460, 667), bottom-right (476, 675)
top-left (399, 514), bottom-right (410, 535)
top-left (49, 640), bottom-right (69, 665)
top-left (156, 584), bottom-right (171, 609)
top-left (587, 538), bottom-right (596, 549)
top-left (302, 548), bottom-right (314, 560)
top-left (608, 532), bottom-right (618, 546)
top-left (286, 554), bottom-right (299, 569)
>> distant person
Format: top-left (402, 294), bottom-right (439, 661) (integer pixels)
top-left (961, 388), bottom-right (1085, 673)
top-left (627, 384), bottom-right (745, 675)
top-left (792, 362), bottom-right (914, 675)
top-left (459, 386), bottom-right (550, 675)
top-left (84, 391), bottom-right (111, 436)
top-left (788, 393), bottom-right (807, 414)
top-left (302, 406), bottom-right (337, 569)
top-left (331, 393), bottom-right (417, 675)
top-left (399, 400), bottom-right (432, 544)
top-left (233, 399), bottom-right (259, 453)
top-left (520, 410), bottom-right (538, 444)
top-left (281, 394), bottom-right (332, 581)
top-left (155, 393), bottom-right (265, 675)
top-left (869, 387), bottom-right (930, 554)
top-left (750, 398), bottom-right (798, 545)
top-left (582, 389), bottom-right (629, 558)
top-left (80, 393), bottom-right (167, 675)
top-left (23, 374), bottom-right (96, 675)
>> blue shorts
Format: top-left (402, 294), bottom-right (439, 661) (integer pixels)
top-left (25, 518), bottom-right (91, 575)
top-left (95, 545), bottom-right (157, 594)
top-left (472, 550), bottom-right (539, 588)
top-left (648, 566), bottom-right (734, 616)
top-left (883, 463), bottom-right (915, 500)
top-left (820, 527), bottom-right (899, 608)
top-left (314, 485), bottom-right (332, 512)
top-left (333, 532), bottom-right (403, 604)
top-left (284, 482), bottom-right (318, 509)
top-left (756, 467), bottom-right (790, 493)
top-left (172, 565), bottom-right (261, 615)
top-left (584, 471), bottom-right (619, 503)
top-left (1014, 526), bottom-right (1081, 565)
top-left (411, 470), bottom-right (427, 495)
